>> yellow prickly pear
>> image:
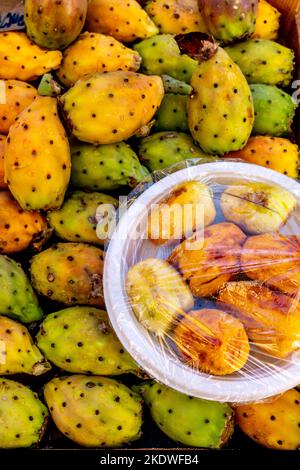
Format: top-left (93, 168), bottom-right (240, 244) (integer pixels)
top-left (0, 80), bottom-right (37, 134)
top-left (253, 0), bottom-right (281, 40)
top-left (4, 96), bottom-right (71, 211)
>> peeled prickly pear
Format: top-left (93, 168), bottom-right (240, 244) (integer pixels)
top-left (71, 141), bottom-right (149, 191)
top-left (155, 94), bottom-right (188, 132)
top-left (138, 381), bottom-right (234, 447)
top-left (0, 135), bottom-right (7, 189)
top-left (57, 32), bottom-right (142, 87)
top-left (60, 71), bottom-right (164, 145)
top-left (0, 315), bottom-right (50, 376)
top-left (0, 32), bottom-right (62, 81)
top-left (4, 96), bottom-right (71, 211)
top-left (0, 80), bottom-right (37, 134)
top-left (253, 0), bottom-right (281, 40)
top-left (30, 243), bottom-right (104, 307)
top-left (0, 378), bottom-right (49, 448)
top-left (48, 191), bottom-right (118, 246)
top-left (37, 306), bottom-right (140, 376)
top-left (44, 375), bottom-right (143, 447)
top-left (86, 0), bottom-right (158, 43)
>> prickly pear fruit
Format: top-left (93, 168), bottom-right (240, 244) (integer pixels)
top-left (155, 94), bottom-right (188, 132)
top-left (235, 388), bottom-right (300, 449)
top-left (86, 0), bottom-right (158, 43)
top-left (188, 47), bottom-right (254, 155)
top-left (138, 381), bottom-right (234, 447)
top-left (37, 306), bottom-right (140, 376)
top-left (225, 40), bottom-right (294, 87)
top-left (57, 32), bottom-right (142, 87)
top-left (30, 243), bottom-right (104, 307)
top-left (148, 181), bottom-right (216, 244)
top-left (48, 191), bottom-right (118, 246)
top-left (0, 255), bottom-right (42, 323)
top-left (146, 0), bottom-right (207, 34)
top-left (38, 73), bottom-right (62, 97)
top-left (226, 136), bottom-right (300, 178)
top-left (139, 131), bottom-right (210, 171)
top-left (220, 182), bottom-right (296, 234)
top-left (134, 34), bottom-right (197, 83)
top-left (44, 375), bottom-right (143, 447)
top-left (162, 75), bottom-right (192, 95)
top-left (174, 309), bottom-right (249, 375)
top-left (126, 258), bottom-right (194, 336)
top-left (0, 80), bottom-right (37, 134)
top-left (4, 96), bottom-right (71, 211)
top-left (169, 222), bottom-right (246, 297)
top-left (199, 0), bottom-right (258, 43)
top-left (71, 141), bottom-right (149, 191)
top-left (60, 71), bottom-right (164, 145)
top-left (0, 191), bottom-right (51, 254)
top-left (0, 378), bottom-right (49, 448)
top-left (253, 0), bottom-right (281, 40)
top-left (0, 316), bottom-right (50, 376)
top-left (24, 0), bottom-right (87, 50)
top-left (0, 135), bottom-right (7, 189)
top-left (0, 32), bottom-right (62, 81)
top-left (250, 85), bottom-right (297, 137)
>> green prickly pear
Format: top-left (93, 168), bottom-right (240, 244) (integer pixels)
top-left (155, 94), bottom-right (189, 132)
top-left (251, 84), bottom-right (297, 136)
top-left (48, 191), bottom-right (118, 246)
top-left (44, 375), bottom-right (143, 447)
top-left (4, 96), bottom-right (71, 211)
top-left (38, 73), bottom-right (63, 97)
top-left (139, 131), bottom-right (210, 171)
top-left (188, 47), bottom-right (254, 154)
top-left (60, 71), bottom-right (164, 145)
top-left (0, 255), bottom-right (42, 323)
top-left (24, 0), bottom-right (87, 50)
top-left (0, 315), bottom-right (50, 376)
top-left (37, 306), bottom-right (141, 376)
top-left (133, 34), bottom-right (198, 83)
top-left (162, 75), bottom-right (192, 95)
top-left (137, 381), bottom-right (234, 447)
top-left (0, 378), bottom-right (49, 448)
top-left (71, 141), bottom-right (149, 191)
top-left (30, 243), bottom-right (104, 307)
top-left (225, 39), bottom-right (295, 87)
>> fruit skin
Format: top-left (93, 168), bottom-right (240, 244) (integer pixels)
top-left (154, 94), bottom-right (188, 132)
top-left (188, 48), bottom-right (254, 155)
top-left (126, 258), bottom-right (194, 337)
top-left (0, 191), bottom-right (51, 254)
top-left (225, 40), bottom-right (294, 87)
top-left (220, 181), bottom-right (297, 234)
top-left (218, 281), bottom-right (300, 358)
top-left (235, 389), bottom-right (300, 449)
top-left (138, 381), bottom-right (234, 447)
top-left (139, 131), bottom-right (210, 171)
top-left (4, 96), bottom-right (71, 211)
top-left (60, 71), bottom-right (164, 145)
top-left (253, 0), bottom-right (281, 40)
top-left (134, 34), bottom-right (197, 83)
top-left (0, 32), bottom-right (62, 81)
top-left (0, 316), bottom-right (50, 376)
top-left (37, 306), bottom-right (140, 376)
top-left (198, 0), bottom-right (258, 43)
top-left (0, 378), bottom-right (49, 448)
top-left (44, 375), bottom-right (143, 447)
top-left (169, 222), bottom-right (246, 297)
top-left (148, 181), bottom-right (216, 244)
top-left (173, 309), bottom-right (249, 376)
top-left (145, 0), bottom-right (207, 34)
top-left (30, 242), bottom-right (104, 307)
top-left (48, 191), bottom-right (118, 246)
top-left (161, 75), bottom-right (192, 95)
top-left (86, 0), bottom-right (158, 43)
top-left (0, 135), bottom-right (7, 189)
top-left (57, 32), bottom-right (142, 87)
top-left (0, 80), bottom-right (37, 134)
top-left (250, 84), bottom-right (297, 137)
top-left (71, 141), bottom-right (149, 191)
top-left (25, 0), bottom-right (87, 50)
top-left (225, 136), bottom-right (299, 178)
top-left (0, 255), bottom-right (42, 323)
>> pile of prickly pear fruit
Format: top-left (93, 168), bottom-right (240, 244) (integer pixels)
top-left (0, 0), bottom-right (299, 451)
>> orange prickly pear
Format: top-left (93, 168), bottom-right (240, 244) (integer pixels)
top-left (0, 80), bottom-right (37, 134)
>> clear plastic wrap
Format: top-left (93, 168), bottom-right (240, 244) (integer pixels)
top-left (103, 159), bottom-right (300, 403)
